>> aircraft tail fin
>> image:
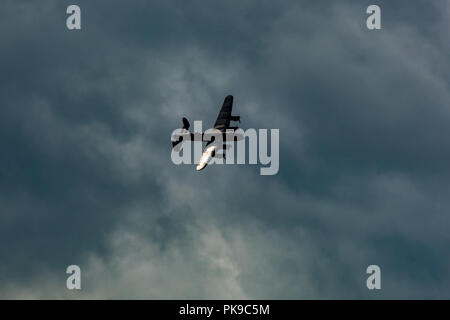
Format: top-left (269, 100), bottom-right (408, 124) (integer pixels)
top-left (182, 117), bottom-right (190, 130)
top-left (172, 117), bottom-right (191, 151)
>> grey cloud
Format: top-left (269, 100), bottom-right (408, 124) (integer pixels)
top-left (0, 0), bottom-right (449, 299)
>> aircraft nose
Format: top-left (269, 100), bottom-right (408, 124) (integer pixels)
top-left (196, 163), bottom-right (207, 171)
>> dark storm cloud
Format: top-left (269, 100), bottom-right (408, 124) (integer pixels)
top-left (0, 0), bottom-right (449, 298)
top-left (0, 0), bottom-right (165, 284)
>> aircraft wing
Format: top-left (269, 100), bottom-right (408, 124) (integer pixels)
top-left (172, 95), bottom-right (241, 152)
top-left (213, 95), bottom-right (233, 132)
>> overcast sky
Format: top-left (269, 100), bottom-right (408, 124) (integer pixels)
top-left (1, 0), bottom-right (450, 299)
